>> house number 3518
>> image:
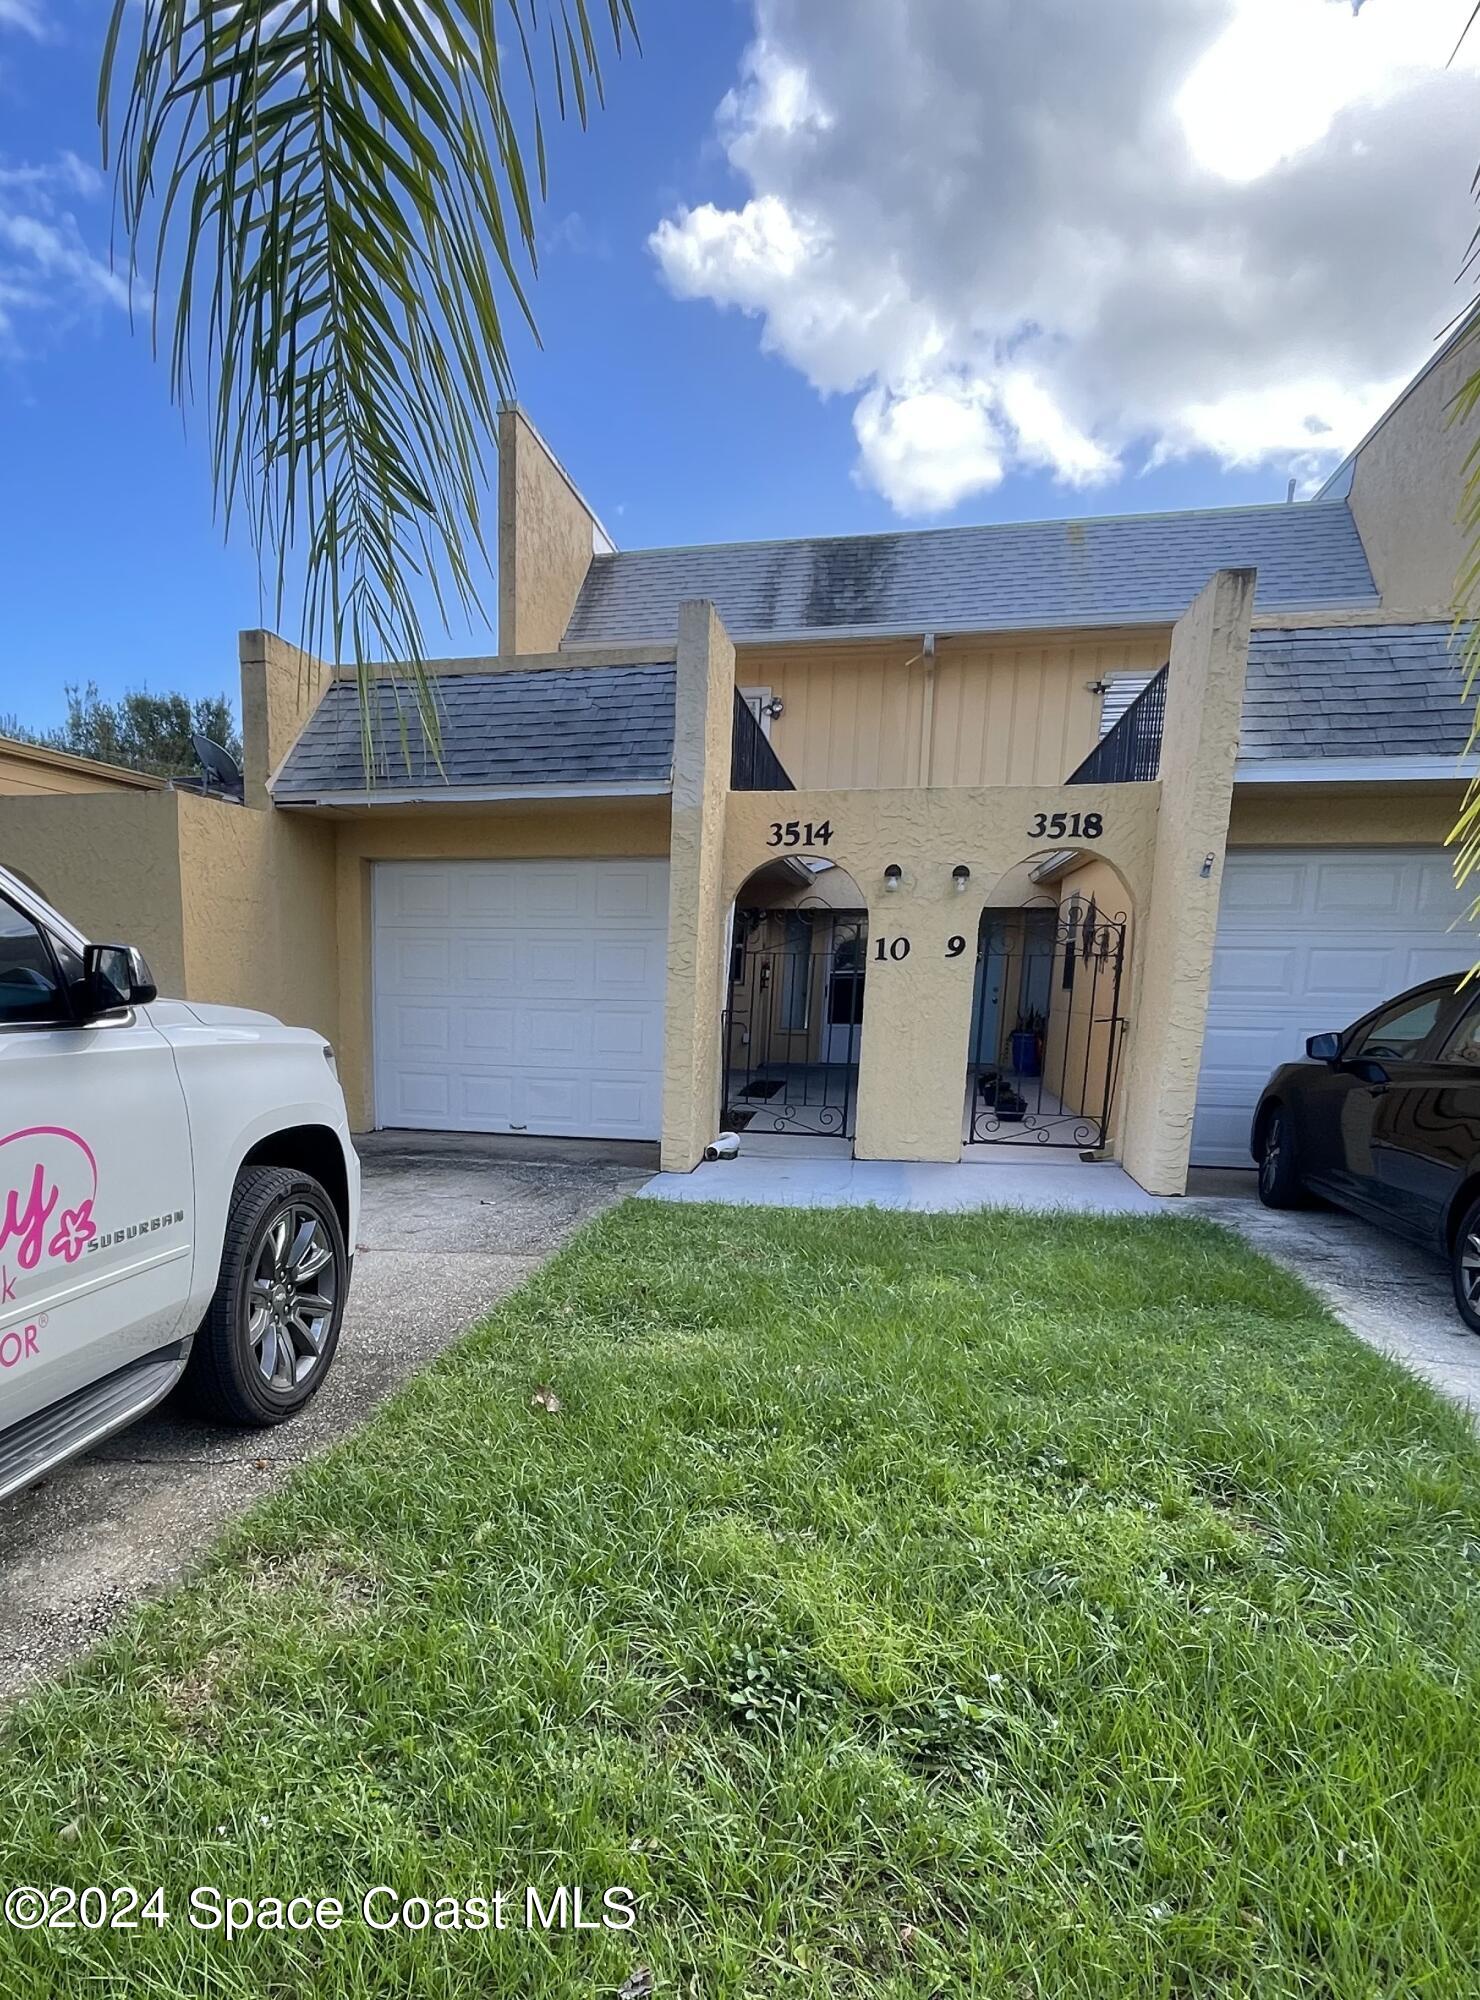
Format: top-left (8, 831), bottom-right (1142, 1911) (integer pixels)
top-left (1027, 811), bottom-right (1103, 839)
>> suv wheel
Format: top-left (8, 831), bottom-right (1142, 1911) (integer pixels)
top-left (1452, 1194), bottom-right (1480, 1335)
top-left (1256, 1107), bottom-right (1306, 1210)
top-left (185, 1165), bottom-right (348, 1425)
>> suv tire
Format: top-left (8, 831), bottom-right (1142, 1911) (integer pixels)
top-left (184, 1165), bottom-right (347, 1425)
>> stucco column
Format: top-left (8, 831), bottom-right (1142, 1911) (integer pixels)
top-left (239, 630), bottom-right (331, 809)
top-left (852, 805), bottom-right (981, 1164)
top-left (1118, 567), bottom-right (1256, 1197)
top-left (660, 600), bottom-right (736, 1171)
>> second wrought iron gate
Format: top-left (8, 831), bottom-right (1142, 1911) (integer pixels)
top-left (723, 911), bottom-right (866, 1139)
top-left (965, 902), bottom-right (1127, 1149)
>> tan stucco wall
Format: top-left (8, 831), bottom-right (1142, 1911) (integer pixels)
top-left (1346, 330), bottom-right (1478, 613)
top-left (0, 784), bottom-right (340, 1045)
top-left (0, 741), bottom-right (162, 798)
top-left (1119, 569), bottom-right (1255, 1195)
top-left (176, 792), bottom-right (339, 1040)
top-left (0, 789), bottom-right (189, 992)
top-left (241, 630), bottom-right (334, 808)
top-left (1229, 783), bottom-right (1465, 848)
top-left (722, 783), bottom-right (1158, 1165)
top-left (660, 602), bottom-right (737, 1171)
top-left (328, 796), bottom-right (672, 1132)
top-left (739, 627), bottom-right (1171, 793)
top-left (498, 406), bottom-right (599, 656)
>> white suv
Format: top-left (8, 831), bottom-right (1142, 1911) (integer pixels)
top-left (0, 863), bottom-right (358, 1501)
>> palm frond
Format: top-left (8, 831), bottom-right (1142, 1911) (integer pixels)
top-left (100, 0), bottom-right (636, 774)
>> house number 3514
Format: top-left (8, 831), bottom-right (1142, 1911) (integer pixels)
top-left (766, 819), bottom-right (834, 848)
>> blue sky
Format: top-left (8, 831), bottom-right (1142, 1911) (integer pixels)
top-left (1, 0), bottom-right (1477, 733)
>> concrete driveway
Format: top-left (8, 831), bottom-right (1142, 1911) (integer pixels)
top-left (0, 1133), bottom-right (652, 1702)
top-left (1186, 1170), bottom-right (1480, 1418)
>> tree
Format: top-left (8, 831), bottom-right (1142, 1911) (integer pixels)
top-left (0, 684), bottom-right (243, 780)
top-left (99, 0), bottom-right (636, 770)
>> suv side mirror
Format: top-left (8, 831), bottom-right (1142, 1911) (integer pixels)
top-left (1306, 1031), bottom-right (1342, 1063)
top-left (82, 942), bottom-right (158, 1017)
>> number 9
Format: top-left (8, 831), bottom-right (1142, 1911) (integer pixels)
top-left (946, 935), bottom-right (966, 958)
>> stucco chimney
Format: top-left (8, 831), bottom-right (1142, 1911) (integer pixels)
top-left (496, 404), bottom-right (611, 655)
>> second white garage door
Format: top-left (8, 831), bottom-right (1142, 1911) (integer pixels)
top-left (373, 859), bottom-right (669, 1139)
top-left (1190, 847), bottom-right (1474, 1168)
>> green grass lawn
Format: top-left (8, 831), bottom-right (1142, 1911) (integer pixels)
top-left (3, 1204), bottom-right (1480, 1998)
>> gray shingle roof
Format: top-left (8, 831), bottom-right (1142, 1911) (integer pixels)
top-left (1242, 623), bottom-right (1472, 763)
top-left (565, 501), bottom-right (1377, 645)
top-left (271, 663), bottom-right (674, 800)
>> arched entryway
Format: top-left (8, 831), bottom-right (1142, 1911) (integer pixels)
top-left (964, 852), bottom-right (1132, 1150)
top-left (723, 857), bottom-right (869, 1141)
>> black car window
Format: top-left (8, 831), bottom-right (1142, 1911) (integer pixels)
top-left (1438, 997), bottom-right (1480, 1068)
top-left (1350, 990), bottom-right (1446, 1063)
top-left (0, 896), bottom-right (70, 1027)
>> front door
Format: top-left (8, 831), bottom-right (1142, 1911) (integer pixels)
top-left (821, 922), bottom-right (865, 1066)
top-left (970, 923), bottom-right (1005, 1066)
top-left (0, 892), bottom-right (195, 1430)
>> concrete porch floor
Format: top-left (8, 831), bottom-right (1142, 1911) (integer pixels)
top-left (640, 1150), bottom-right (1166, 1214)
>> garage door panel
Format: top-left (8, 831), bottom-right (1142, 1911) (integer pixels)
top-left (458, 872), bottom-right (523, 920)
top-left (381, 871), bottom-right (451, 920)
top-left (524, 1009), bottom-right (586, 1062)
top-left (1210, 944), bottom-right (1296, 995)
top-left (590, 1077), bottom-right (654, 1126)
top-left (461, 1007), bottom-right (515, 1057)
top-left (595, 868), bottom-right (666, 919)
top-left (1311, 860), bottom-right (1403, 910)
top-left (1305, 946), bottom-right (1396, 991)
top-left (373, 860), bottom-right (668, 1141)
top-left (1220, 862), bottom-right (1303, 913)
top-left (592, 1010), bottom-right (655, 1060)
top-left (1417, 870), bottom-right (1466, 916)
top-left (389, 1005), bottom-right (451, 1057)
top-left (461, 939), bottom-right (518, 987)
top-left (594, 939), bottom-right (660, 991)
top-left (1407, 946), bottom-right (1475, 984)
top-left (460, 1073), bottom-right (516, 1122)
top-left (523, 940), bottom-right (585, 989)
top-left (386, 1070), bottom-right (453, 1121)
top-left (1192, 848), bottom-right (1471, 1168)
top-left (384, 935), bottom-right (453, 984)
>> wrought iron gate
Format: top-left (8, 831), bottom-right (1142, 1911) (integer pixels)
top-left (965, 903), bottom-right (1127, 1149)
top-left (723, 912), bottom-right (865, 1138)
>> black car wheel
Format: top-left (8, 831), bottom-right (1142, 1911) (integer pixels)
top-left (184, 1165), bottom-right (348, 1425)
top-left (1256, 1106), bottom-right (1306, 1209)
top-left (1452, 1194), bottom-right (1480, 1335)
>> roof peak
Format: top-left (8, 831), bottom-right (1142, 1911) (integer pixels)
top-left (588, 495), bottom-right (1342, 569)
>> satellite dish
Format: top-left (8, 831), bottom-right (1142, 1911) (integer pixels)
top-left (191, 732), bottom-right (245, 801)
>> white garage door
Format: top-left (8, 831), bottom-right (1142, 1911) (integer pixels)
top-left (1191, 848), bottom-right (1475, 1168)
top-left (373, 860), bottom-right (669, 1140)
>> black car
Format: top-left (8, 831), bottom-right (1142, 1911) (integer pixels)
top-left (1251, 973), bottom-right (1480, 1331)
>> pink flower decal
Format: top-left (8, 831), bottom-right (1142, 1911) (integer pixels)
top-left (48, 1200), bottom-right (96, 1264)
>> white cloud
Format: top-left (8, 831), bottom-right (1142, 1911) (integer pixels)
top-left (0, 152), bottom-right (135, 350)
top-left (0, 0), bottom-right (48, 39)
top-left (651, 0), bottom-right (1480, 514)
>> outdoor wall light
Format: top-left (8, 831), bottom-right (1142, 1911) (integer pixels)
top-left (952, 864), bottom-right (971, 893)
top-left (883, 863), bottom-right (903, 892)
